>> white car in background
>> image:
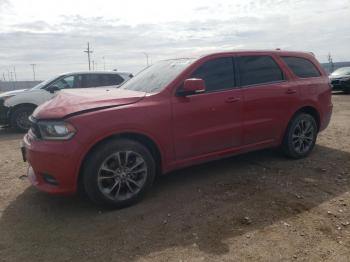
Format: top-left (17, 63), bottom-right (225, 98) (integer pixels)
top-left (0, 71), bottom-right (133, 131)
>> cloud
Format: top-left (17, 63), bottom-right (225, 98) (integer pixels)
top-left (0, 0), bottom-right (349, 80)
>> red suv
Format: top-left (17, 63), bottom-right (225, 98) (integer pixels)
top-left (22, 50), bottom-right (333, 208)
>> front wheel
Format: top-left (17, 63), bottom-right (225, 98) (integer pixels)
top-left (282, 113), bottom-right (318, 159)
top-left (10, 106), bottom-right (35, 132)
top-left (83, 138), bottom-right (156, 208)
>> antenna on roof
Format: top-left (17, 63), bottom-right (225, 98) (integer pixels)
top-left (276, 48), bottom-right (281, 51)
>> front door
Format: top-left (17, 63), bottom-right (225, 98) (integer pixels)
top-left (172, 57), bottom-right (243, 160)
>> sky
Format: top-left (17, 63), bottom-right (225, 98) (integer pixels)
top-left (0, 0), bottom-right (350, 81)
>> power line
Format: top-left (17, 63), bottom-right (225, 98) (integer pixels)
top-left (30, 64), bottom-right (36, 81)
top-left (84, 42), bottom-right (93, 71)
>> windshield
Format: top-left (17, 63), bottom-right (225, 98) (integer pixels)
top-left (121, 59), bottom-right (195, 93)
top-left (30, 75), bottom-right (60, 90)
top-left (331, 67), bottom-right (350, 76)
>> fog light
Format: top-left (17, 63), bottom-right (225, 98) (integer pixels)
top-left (42, 174), bottom-right (59, 185)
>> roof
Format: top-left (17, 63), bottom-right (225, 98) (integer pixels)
top-left (201, 49), bottom-right (315, 58)
top-left (168, 49), bottom-right (316, 60)
top-left (60, 71), bottom-right (132, 75)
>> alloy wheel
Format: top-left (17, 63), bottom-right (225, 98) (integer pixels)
top-left (16, 111), bottom-right (31, 130)
top-left (291, 119), bottom-right (315, 154)
top-left (97, 151), bottom-right (148, 201)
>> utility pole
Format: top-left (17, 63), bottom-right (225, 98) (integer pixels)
top-left (143, 52), bottom-right (149, 67)
top-left (102, 56), bottom-right (106, 71)
top-left (10, 72), bottom-right (15, 88)
top-left (13, 66), bottom-right (17, 81)
top-left (7, 69), bottom-right (11, 82)
top-left (327, 52), bottom-right (334, 73)
top-left (2, 73), bottom-right (5, 81)
top-left (92, 60), bottom-right (95, 71)
top-left (84, 42), bottom-right (93, 71)
top-left (30, 64), bottom-right (36, 81)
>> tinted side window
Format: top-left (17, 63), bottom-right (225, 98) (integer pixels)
top-left (49, 75), bottom-right (77, 90)
top-left (238, 56), bottom-right (284, 86)
top-left (106, 74), bottom-right (124, 85)
top-left (191, 57), bottom-right (235, 92)
top-left (282, 57), bottom-right (321, 78)
top-left (83, 74), bottom-right (101, 88)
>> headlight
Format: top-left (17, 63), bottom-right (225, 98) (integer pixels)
top-left (1, 95), bottom-right (15, 101)
top-left (37, 121), bottom-right (76, 140)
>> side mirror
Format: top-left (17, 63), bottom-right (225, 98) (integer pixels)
top-left (47, 85), bottom-right (59, 93)
top-left (178, 78), bottom-right (206, 96)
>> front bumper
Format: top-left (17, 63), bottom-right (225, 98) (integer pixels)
top-left (22, 132), bottom-right (82, 195)
top-left (0, 99), bottom-right (10, 125)
top-left (331, 79), bottom-right (350, 91)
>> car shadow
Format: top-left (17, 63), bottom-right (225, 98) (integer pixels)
top-left (0, 145), bottom-right (349, 261)
top-left (0, 127), bottom-right (24, 142)
top-left (332, 91), bottom-right (348, 96)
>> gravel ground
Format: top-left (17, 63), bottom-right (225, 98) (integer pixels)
top-left (0, 94), bottom-right (349, 262)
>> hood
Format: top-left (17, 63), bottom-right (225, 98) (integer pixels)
top-left (330, 74), bottom-right (350, 80)
top-left (0, 89), bottom-right (28, 97)
top-left (33, 88), bottom-right (146, 119)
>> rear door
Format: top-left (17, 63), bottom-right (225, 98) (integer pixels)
top-left (238, 55), bottom-right (299, 145)
top-left (82, 74), bottom-right (100, 88)
top-left (172, 56), bottom-right (244, 160)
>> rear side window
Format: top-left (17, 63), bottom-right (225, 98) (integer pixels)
top-left (83, 74), bottom-right (100, 88)
top-left (105, 74), bottom-right (124, 85)
top-left (191, 57), bottom-right (235, 92)
top-left (282, 57), bottom-right (321, 78)
top-left (84, 74), bottom-right (124, 87)
top-left (237, 56), bottom-right (284, 86)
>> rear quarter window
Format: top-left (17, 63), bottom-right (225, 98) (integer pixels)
top-left (282, 56), bottom-right (321, 78)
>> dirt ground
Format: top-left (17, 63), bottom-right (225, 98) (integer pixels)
top-left (0, 94), bottom-right (349, 262)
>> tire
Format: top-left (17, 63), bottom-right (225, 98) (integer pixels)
top-left (343, 87), bottom-right (350, 94)
top-left (282, 113), bottom-right (318, 159)
top-left (83, 138), bottom-right (156, 208)
top-left (10, 105), bottom-right (35, 132)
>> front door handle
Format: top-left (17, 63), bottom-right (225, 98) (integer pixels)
top-left (225, 97), bottom-right (241, 103)
top-left (286, 89), bottom-right (297, 94)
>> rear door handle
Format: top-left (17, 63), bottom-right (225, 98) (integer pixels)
top-left (286, 89), bottom-right (297, 94)
top-left (225, 97), bottom-right (241, 103)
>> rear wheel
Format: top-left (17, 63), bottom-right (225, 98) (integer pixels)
top-left (83, 138), bottom-right (156, 208)
top-left (10, 105), bottom-right (35, 132)
top-left (282, 113), bottom-right (318, 159)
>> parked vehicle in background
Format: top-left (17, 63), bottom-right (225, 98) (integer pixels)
top-left (0, 71), bottom-right (133, 131)
top-left (329, 67), bottom-right (350, 93)
top-left (22, 50), bottom-right (332, 208)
